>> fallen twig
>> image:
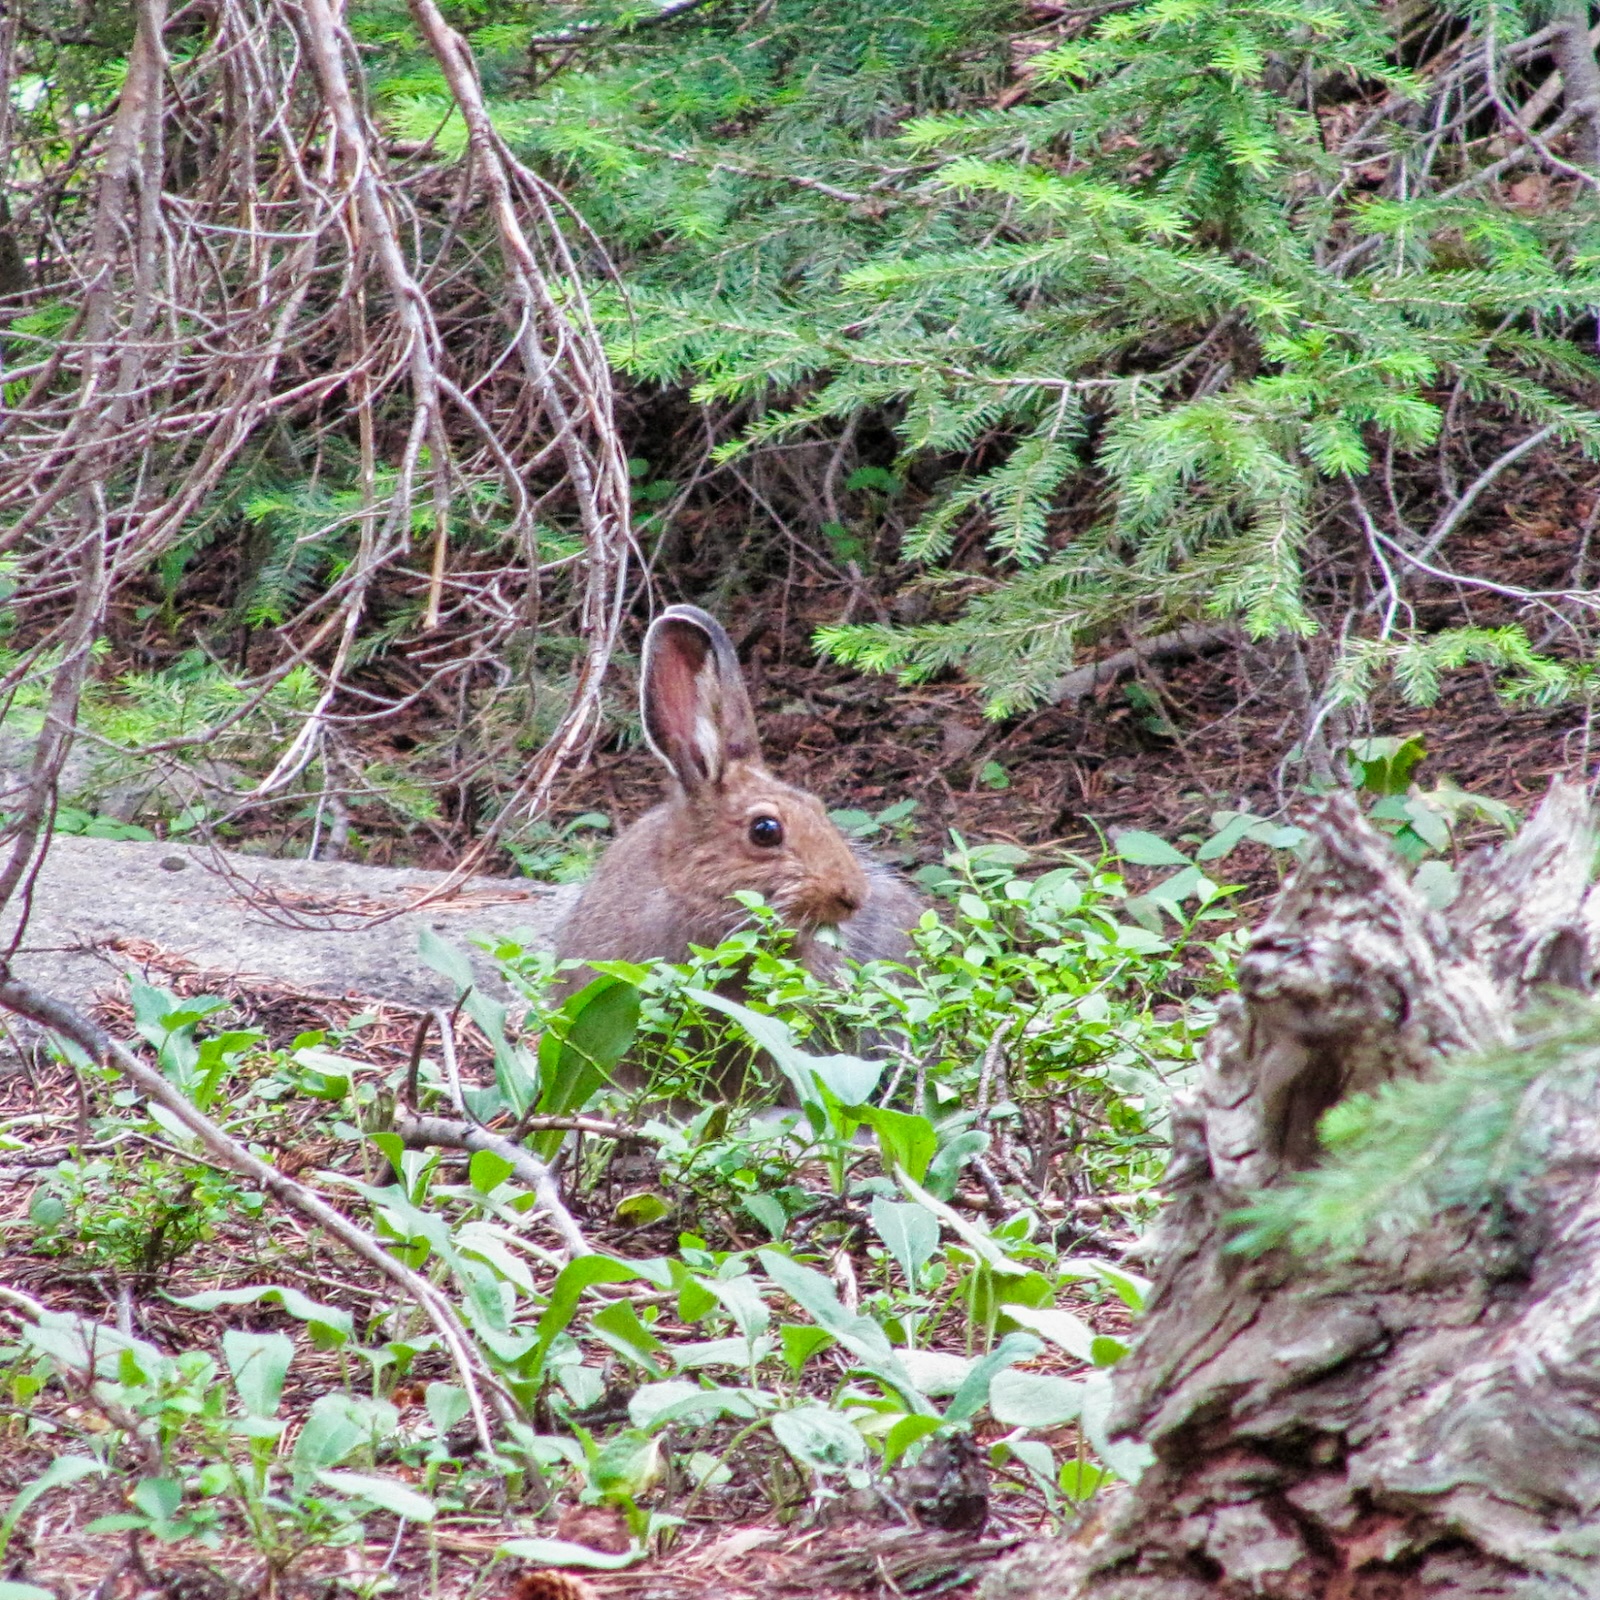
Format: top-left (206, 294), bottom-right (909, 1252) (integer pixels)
top-left (1047, 622), bottom-right (1239, 705)
top-left (392, 1109), bottom-right (593, 1257)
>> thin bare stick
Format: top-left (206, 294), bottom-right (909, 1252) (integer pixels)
top-left (393, 1111), bottom-right (593, 1256)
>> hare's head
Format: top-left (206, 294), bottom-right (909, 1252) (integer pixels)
top-left (642, 605), bottom-right (870, 938)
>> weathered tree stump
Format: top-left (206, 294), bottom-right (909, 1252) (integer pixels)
top-left (987, 780), bottom-right (1600, 1600)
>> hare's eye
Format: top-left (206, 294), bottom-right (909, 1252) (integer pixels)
top-left (748, 815), bottom-right (784, 849)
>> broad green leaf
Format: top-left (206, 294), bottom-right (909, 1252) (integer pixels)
top-left (132, 1478), bottom-right (181, 1521)
top-left (1143, 865), bottom-right (1213, 906)
top-left (944, 1331), bottom-right (1043, 1424)
top-left (690, 989), bottom-right (823, 1106)
top-left (809, 1052), bottom-right (885, 1107)
top-left (1030, 868), bottom-right (1083, 911)
top-left (670, 1335), bottom-right (777, 1369)
top-left (895, 1172), bottom-right (1028, 1276)
top-left (1403, 795), bottom-right (1452, 852)
top-left (778, 1323), bottom-right (834, 1374)
top-left (1413, 858), bottom-right (1458, 909)
top-left (672, 1264), bottom-right (718, 1324)
top-left (498, 1539), bottom-right (639, 1571)
top-left (1092, 1335), bottom-right (1129, 1366)
top-left (988, 1369), bottom-right (1083, 1428)
top-left (923, 1128), bottom-right (990, 1200)
top-left (617, 1190), bottom-right (673, 1227)
top-left (1347, 734), bottom-right (1426, 796)
top-left (85, 1516), bottom-right (150, 1535)
top-left (707, 1274), bottom-right (770, 1342)
top-left (742, 1192), bottom-right (787, 1239)
top-left (469, 1149), bottom-right (515, 1194)
top-left (870, 1197), bottom-right (940, 1287)
top-left (856, 1108), bottom-right (938, 1183)
top-left (424, 1383), bottom-right (470, 1438)
top-left (23, 1312), bottom-right (162, 1381)
top-left (1059, 1257), bottom-right (1151, 1311)
top-left (758, 1251), bottom-right (934, 1415)
top-left (1000, 1436), bottom-right (1060, 1496)
top-left (591, 1299), bottom-right (667, 1375)
top-left (368, 1131), bottom-right (407, 1187)
top-left (687, 1450), bottom-right (733, 1489)
top-left (555, 1362), bottom-right (607, 1410)
top-left (999, 1304), bottom-right (1097, 1363)
top-left (589, 1430), bottom-right (665, 1500)
top-left (146, 1103), bottom-right (202, 1146)
top-left (688, 991), bottom-right (882, 1114)
top-left (897, 1349), bottom-right (973, 1397)
top-left (1195, 811), bottom-right (1262, 861)
top-left (883, 1414), bottom-right (942, 1466)
top-left (534, 1256), bottom-right (639, 1372)
top-left (223, 1330), bottom-right (294, 1419)
top-left (455, 1221), bottom-right (537, 1294)
top-left (170, 1285), bottom-right (352, 1348)
top-left (628, 1381), bottom-right (771, 1430)
top-left (771, 1404), bottom-right (866, 1474)
top-left (627, 1380), bottom-right (704, 1430)
top-left (317, 1471), bottom-right (436, 1522)
top-left (293, 1394), bottom-right (373, 1473)
top-left (1080, 1370), bottom-right (1154, 1483)
top-left (416, 926), bottom-right (475, 992)
top-left (1059, 1458), bottom-right (1114, 1501)
top-left (1111, 829), bottom-right (1191, 867)
top-left (532, 977), bottom-right (640, 1159)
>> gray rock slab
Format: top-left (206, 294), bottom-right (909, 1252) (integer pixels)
top-left (0, 837), bottom-right (578, 1036)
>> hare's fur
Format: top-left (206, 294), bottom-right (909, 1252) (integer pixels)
top-left (555, 605), bottom-right (920, 985)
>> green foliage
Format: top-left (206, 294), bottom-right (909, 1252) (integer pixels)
top-left (505, 811), bottom-right (614, 882)
top-left (476, 836), bottom-right (1218, 1218)
top-left (8, 1305), bottom-right (428, 1574)
top-left (0, 646), bottom-right (321, 829)
top-left (352, 0), bottom-right (1600, 714)
top-left (1333, 626), bottom-right (1598, 710)
top-left (0, 828), bottom-right (1221, 1569)
top-left (27, 1155), bottom-right (261, 1283)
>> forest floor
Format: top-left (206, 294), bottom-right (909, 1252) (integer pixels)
top-left (2, 611), bottom-right (1582, 1600)
top-left (4, 452), bottom-right (1594, 1600)
top-left (0, 1032), bottom-right (1124, 1600)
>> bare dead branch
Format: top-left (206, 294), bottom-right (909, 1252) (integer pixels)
top-left (393, 1110), bottom-right (594, 1257)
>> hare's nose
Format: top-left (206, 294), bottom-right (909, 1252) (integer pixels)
top-left (835, 886), bottom-right (862, 916)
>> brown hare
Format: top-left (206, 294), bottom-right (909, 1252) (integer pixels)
top-left (553, 605), bottom-right (922, 991)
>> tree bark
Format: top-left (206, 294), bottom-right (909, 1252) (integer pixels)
top-left (986, 780), bottom-right (1600, 1600)
top-left (1551, 0), bottom-right (1600, 173)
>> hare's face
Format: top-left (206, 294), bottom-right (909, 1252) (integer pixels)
top-left (676, 762), bottom-right (871, 936)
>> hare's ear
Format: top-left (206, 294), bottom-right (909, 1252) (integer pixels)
top-left (640, 605), bottom-right (761, 793)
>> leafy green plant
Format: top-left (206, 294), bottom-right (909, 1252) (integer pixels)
top-left (1341, 736), bottom-right (1520, 897)
top-left (505, 812), bottom-right (614, 882)
top-left (1, 821), bottom-right (1238, 1564)
top-left (9, 1303), bottom-right (433, 1582)
top-left (27, 1156), bottom-right (261, 1284)
top-left (472, 835), bottom-right (1213, 1224)
top-left (49, 809), bottom-right (155, 843)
